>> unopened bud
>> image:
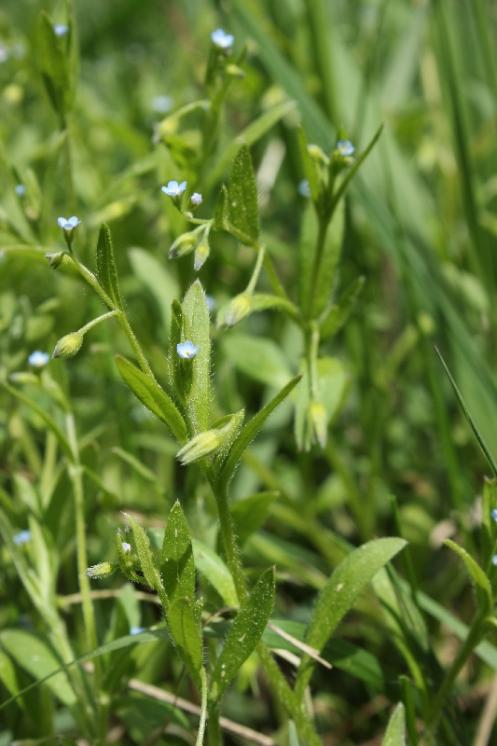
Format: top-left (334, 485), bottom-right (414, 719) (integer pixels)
top-left (193, 239), bottom-right (210, 271)
top-left (169, 231), bottom-right (197, 260)
top-left (309, 400), bottom-right (328, 448)
top-left (176, 428), bottom-right (224, 466)
top-left (86, 561), bottom-right (113, 579)
top-left (307, 143), bottom-right (328, 165)
top-left (52, 331), bottom-right (84, 359)
top-left (225, 63), bottom-right (245, 79)
top-left (218, 293), bottom-right (251, 328)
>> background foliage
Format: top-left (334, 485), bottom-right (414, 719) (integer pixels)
top-left (2, 0), bottom-right (497, 744)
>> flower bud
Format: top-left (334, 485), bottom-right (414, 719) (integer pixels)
top-left (86, 561), bottom-right (113, 579)
top-left (52, 331), bottom-right (84, 359)
top-left (176, 428), bottom-right (225, 466)
top-left (193, 239), bottom-right (210, 271)
top-left (307, 143), bottom-right (328, 165)
top-left (309, 400), bottom-right (328, 448)
top-left (169, 231), bottom-right (197, 259)
top-left (217, 292), bottom-right (251, 328)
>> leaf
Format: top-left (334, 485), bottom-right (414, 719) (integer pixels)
top-left (222, 333), bottom-right (291, 388)
top-left (37, 11), bottom-right (74, 119)
top-left (0, 650), bottom-right (22, 703)
top-left (127, 515), bottom-right (163, 593)
top-left (210, 568), bottom-right (275, 701)
top-left (444, 539), bottom-right (493, 606)
top-left (96, 223), bottom-right (123, 309)
top-left (231, 491), bottom-right (279, 545)
top-left (320, 276), bottom-right (365, 340)
top-left (219, 376), bottom-right (301, 488)
top-left (215, 145), bottom-right (259, 246)
top-left (161, 503), bottom-right (203, 676)
top-left (296, 538), bottom-right (406, 694)
top-left (382, 703), bottom-right (406, 746)
top-left (331, 124), bottom-right (384, 211)
top-left (128, 247), bottom-right (179, 334)
top-left (295, 357), bottom-right (349, 451)
top-left (115, 355), bottom-right (187, 442)
top-left (2, 382), bottom-right (72, 460)
top-left (0, 630), bottom-right (76, 707)
top-left (192, 540), bottom-right (238, 608)
top-left (302, 201), bottom-right (344, 319)
top-left (181, 280), bottom-right (211, 432)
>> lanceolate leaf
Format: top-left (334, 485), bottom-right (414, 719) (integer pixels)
top-left (181, 280), bottom-right (211, 433)
top-left (215, 145), bottom-right (259, 246)
top-left (96, 223), bottom-right (123, 309)
top-left (381, 703), bottom-right (406, 746)
top-left (115, 355), bottom-right (187, 442)
top-left (218, 375), bottom-right (301, 488)
top-left (0, 630), bottom-right (76, 707)
top-left (210, 568), bottom-right (275, 701)
top-left (192, 540), bottom-right (238, 608)
top-left (296, 538), bottom-right (406, 695)
top-left (320, 276), bottom-right (365, 340)
top-left (128, 515), bottom-right (162, 593)
top-left (444, 539), bottom-right (493, 607)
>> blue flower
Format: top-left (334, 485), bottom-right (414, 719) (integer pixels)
top-left (53, 24), bottom-right (69, 37)
top-left (336, 139), bottom-right (355, 157)
top-left (298, 179), bottom-right (311, 198)
top-left (14, 530), bottom-right (31, 546)
top-left (130, 626), bottom-right (145, 636)
top-left (190, 192), bottom-right (203, 206)
top-left (211, 28), bottom-right (234, 50)
top-left (152, 95), bottom-right (173, 114)
top-left (492, 555), bottom-right (497, 567)
top-left (176, 340), bottom-right (198, 360)
top-left (28, 350), bottom-right (50, 368)
top-left (0, 45), bottom-right (8, 64)
top-left (161, 180), bottom-right (187, 198)
top-left (121, 541), bottom-right (132, 553)
top-left (57, 215), bottom-right (81, 231)
top-left (15, 184), bottom-right (26, 197)
top-left (206, 295), bottom-right (216, 313)
top-left (492, 509), bottom-right (497, 523)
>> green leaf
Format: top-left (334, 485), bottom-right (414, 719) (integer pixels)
top-left (162, 504), bottom-right (204, 675)
top-left (96, 224), bottom-right (123, 309)
top-left (320, 276), bottom-right (365, 340)
top-left (128, 247), bottom-right (179, 334)
top-left (115, 355), bottom-right (187, 442)
top-left (1, 382), bottom-right (72, 460)
top-left (231, 491), bottom-right (279, 545)
top-left (181, 280), bottom-right (211, 432)
top-left (0, 630), bottom-right (76, 707)
top-left (210, 568), bottom-right (275, 701)
top-left (331, 124), bottom-right (384, 211)
top-left (219, 375), bottom-right (301, 488)
top-left (381, 703), bottom-right (406, 746)
top-left (215, 145), bottom-right (259, 246)
top-left (192, 540), bottom-right (238, 608)
top-left (444, 539), bottom-right (493, 606)
top-left (0, 650), bottom-right (22, 703)
top-left (296, 538), bottom-right (406, 694)
top-left (128, 515), bottom-right (163, 594)
top-left (222, 333), bottom-right (291, 388)
top-left (37, 11), bottom-right (74, 120)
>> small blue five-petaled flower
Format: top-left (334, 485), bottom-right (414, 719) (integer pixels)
top-left (161, 180), bottom-right (187, 198)
top-left (130, 626), bottom-right (145, 636)
top-left (53, 24), bottom-right (69, 37)
top-left (336, 139), bottom-right (355, 157)
top-left (492, 509), bottom-right (497, 523)
top-left (492, 554), bottom-right (497, 567)
top-left (57, 215), bottom-right (81, 231)
top-left (152, 95), bottom-right (173, 114)
top-left (15, 184), bottom-right (26, 197)
top-left (14, 530), bottom-right (31, 546)
top-left (298, 179), bottom-right (311, 198)
top-left (191, 192), bottom-right (203, 206)
top-left (177, 340), bottom-right (198, 360)
top-left (211, 28), bottom-right (234, 50)
top-left (28, 350), bottom-right (50, 368)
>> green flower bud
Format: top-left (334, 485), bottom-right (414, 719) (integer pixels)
top-left (309, 400), bottom-right (328, 448)
top-left (193, 239), bottom-right (210, 271)
top-left (218, 292), bottom-right (251, 328)
top-left (86, 561), bottom-right (113, 579)
top-left (307, 143), bottom-right (329, 165)
top-left (169, 231), bottom-right (197, 260)
top-left (176, 428), bottom-right (225, 466)
top-left (52, 331), bottom-right (84, 359)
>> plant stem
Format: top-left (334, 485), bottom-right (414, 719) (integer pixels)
top-left (195, 668), bottom-right (208, 746)
top-left (426, 609), bottom-right (488, 736)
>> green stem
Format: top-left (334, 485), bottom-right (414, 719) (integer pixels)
top-left (246, 244), bottom-right (266, 295)
top-left (195, 668), bottom-right (208, 746)
top-left (78, 310), bottom-right (118, 335)
top-left (426, 609), bottom-right (488, 735)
